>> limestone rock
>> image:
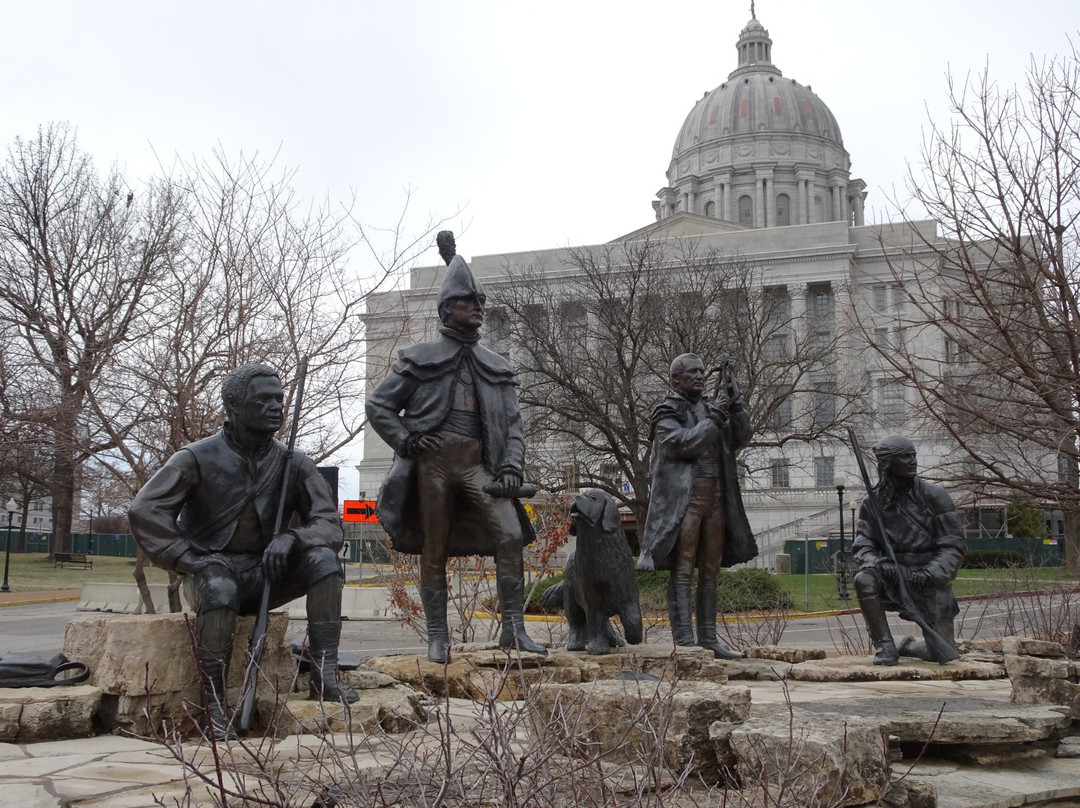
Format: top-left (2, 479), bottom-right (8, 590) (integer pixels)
top-left (272, 686), bottom-right (425, 736)
top-left (1057, 735), bottom-right (1080, 758)
top-left (365, 643), bottom-right (727, 699)
top-left (0, 685), bottom-right (102, 742)
top-left (763, 694), bottom-right (1073, 746)
top-left (724, 709), bottom-right (889, 807)
top-left (1002, 636), bottom-right (1067, 658)
top-left (878, 778), bottom-right (937, 808)
top-left (1007, 651), bottom-right (1080, 717)
top-left (746, 645), bottom-right (826, 663)
top-left (725, 658), bottom-right (794, 681)
top-left (530, 679), bottom-right (750, 779)
top-left (63, 611), bottom-right (294, 735)
top-left (787, 655), bottom-right (1005, 682)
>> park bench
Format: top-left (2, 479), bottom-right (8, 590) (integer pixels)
top-left (53, 552), bottom-right (93, 570)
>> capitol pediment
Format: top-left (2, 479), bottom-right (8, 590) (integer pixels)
top-left (611, 212), bottom-right (753, 243)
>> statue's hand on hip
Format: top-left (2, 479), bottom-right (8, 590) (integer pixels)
top-left (263, 532), bottom-right (297, 583)
top-left (415, 434), bottom-right (444, 454)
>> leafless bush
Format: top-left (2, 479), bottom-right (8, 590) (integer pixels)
top-left (822, 608), bottom-right (872, 657)
top-left (980, 566), bottom-right (1080, 650)
top-left (149, 655), bottom-right (892, 808)
top-left (718, 608), bottom-right (789, 649)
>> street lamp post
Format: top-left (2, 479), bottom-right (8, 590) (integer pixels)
top-left (834, 475), bottom-right (849, 600)
top-left (2, 498), bottom-right (17, 593)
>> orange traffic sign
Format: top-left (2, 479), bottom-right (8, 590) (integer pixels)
top-left (343, 499), bottom-right (378, 524)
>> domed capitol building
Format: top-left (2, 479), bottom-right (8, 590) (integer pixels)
top-left (359, 9), bottom-right (1054, 561)
top-left (654, 12), bottom-right (865, 231)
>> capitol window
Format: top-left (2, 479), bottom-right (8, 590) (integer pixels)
top-left (738, 195), bottom-right (753, 225)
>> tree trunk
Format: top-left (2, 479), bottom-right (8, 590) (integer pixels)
top-left (1065, 508), bottom-right (1080, 574)
top-left (49, 451), bottom-right (76, 557)
top-left (132, 548), bottom-right (156, 615)
top-left (167, 571), bottom-right (183, 613)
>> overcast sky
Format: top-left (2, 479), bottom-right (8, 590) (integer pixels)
top-left (4, 0), bottom-right (1079, 272)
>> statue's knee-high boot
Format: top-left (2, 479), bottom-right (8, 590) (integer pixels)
top-left (306, 574), bottom-right (358, 702)
top-left (195, 607), bottom-right (238, 740)
top-left (419, 586), bottom-right (451, 663)
top-left (667, 578), bottom-right (696, 647)
top-left (695, 585), bottom-right (742, 660)
top-left (856, 592), bottom-right (899, 666)
top-left (496, 576), bottom-right (547, 655)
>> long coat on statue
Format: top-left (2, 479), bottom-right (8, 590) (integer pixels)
top-left (637, 394), bottom-right (758, 571)
top-left (365, 330), bottom-right (534, 556)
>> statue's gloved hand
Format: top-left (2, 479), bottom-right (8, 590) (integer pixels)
top-left (263, 532), bottom-right (297, 583)
top-left (876, 559), bottom-right (899, 583)
top-left (403, 432), bottom-right (443, 458)
top-left (484, 471), bottom-right (522, 498)
top-left (708, 392), bottom-right (730, 424)
top-left (909, 568), bottom-right (933, 589)
top-left (415, 434), bottom-right (444, 454)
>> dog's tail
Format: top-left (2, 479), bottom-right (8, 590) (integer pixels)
top-left (538, 580), bottom-right (564, 611)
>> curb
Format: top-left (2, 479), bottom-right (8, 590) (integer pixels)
top-left (0, 595), bottom-right (80, 607)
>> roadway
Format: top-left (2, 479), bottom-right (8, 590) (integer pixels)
top-left (0, 593), bottom-right (1046, 662)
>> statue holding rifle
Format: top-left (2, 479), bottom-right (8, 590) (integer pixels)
top-left (637, 353), bottom-right (758, 660)
top-left (129, 362), bottom-right (357, 741)
top-left (366, 231), bottom-right (547, 663)
top-left (850, 432), bottom-right (965, 665)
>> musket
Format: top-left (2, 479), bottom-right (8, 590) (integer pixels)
top-left (239, 356), bottom-right (309, 733)
top-left (846, 426), bottom-right (959, 664)
top-left (709, 355), bottom-right (737, 415)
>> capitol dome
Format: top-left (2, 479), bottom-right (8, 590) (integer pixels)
top-left (654, 11), bottom-right (866, 228)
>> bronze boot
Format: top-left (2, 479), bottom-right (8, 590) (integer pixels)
top-left (307, 620), bottom-right (359, 704)
top-left (857, 593), bottom-right (899, 666)
top-left (666, 579), bottom-right (696, 647)
top-left (419, 586), bottom-right (451, 663)
top-left (195, 646), bottom-right (237, 741)
top-left (496, 576), bottom-right (547, 655)
top-left (695, 585), bottom-right (743, 660)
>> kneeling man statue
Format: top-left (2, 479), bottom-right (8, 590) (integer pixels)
top-left (853, 434), bottom-right (965, 665)
top-left (129, 363), bottom-right (356, 739)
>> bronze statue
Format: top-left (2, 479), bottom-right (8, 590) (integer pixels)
top-left (365, 231), bottom-right (546, 663)
top-left (852, 434), bottom-right (965, 665)
top-left (636, 353), bottom-right (758, 659)
top-left (129, 364), bottom-right (356, 740)
top-left (539, 489), bottom-right (644, 655)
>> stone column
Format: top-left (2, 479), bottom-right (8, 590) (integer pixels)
top-left (722, 171), bottom-right (734, 221)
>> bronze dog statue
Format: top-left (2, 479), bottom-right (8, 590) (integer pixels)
top-left (541, 489), bottom-right (643, 654)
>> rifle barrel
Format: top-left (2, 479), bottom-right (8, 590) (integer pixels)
top-left (239, 356), bottom-right (310, 733)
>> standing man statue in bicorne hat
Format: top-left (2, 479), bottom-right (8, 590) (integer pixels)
top-left (366, 231), bottom-right (547, 662)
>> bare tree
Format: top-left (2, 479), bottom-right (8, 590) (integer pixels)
top-left (493, 236), bottom-right (865, 531)
top-left (0, 123), bottom-right (182, 556)
top-left (88, 151), bottom-right (446, 612)
top-left (862, 47), bottom-right (1080, 568)
top-left (0, 348), bottom-right (53, 551)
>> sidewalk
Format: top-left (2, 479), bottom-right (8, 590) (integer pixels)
top-left (0, 589), bottom-right (80, 607)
